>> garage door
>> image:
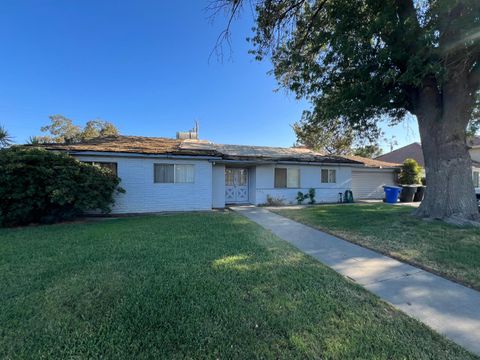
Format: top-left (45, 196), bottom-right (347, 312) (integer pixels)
top-left (352, 170), bottom-right (396, 199)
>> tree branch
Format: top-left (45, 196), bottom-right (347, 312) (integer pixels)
top-left (297, 0), bottom-right (327, 49)
top-left (208, 0), bottom-right (245, 61)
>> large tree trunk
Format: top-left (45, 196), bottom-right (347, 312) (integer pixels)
top-left (413, 80), bottom-right (479, 223)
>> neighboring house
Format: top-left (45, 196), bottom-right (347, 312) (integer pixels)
top-left (376, 142), bottom-right (424, 167)
top-left (39, 135), bottom-right (399, 213)
top-left (376, 139), bottom-right (480, 191)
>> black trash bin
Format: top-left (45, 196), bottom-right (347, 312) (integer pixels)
top-left (399, 185), bottom-right (418, 203)
top-left (414, 186), bottom-right (426, 202)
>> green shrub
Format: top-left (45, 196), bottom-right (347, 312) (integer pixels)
top-left (308, 188), bottom-right (316, 204)
top-left (0, 147), bottom-right (124, 227)
top-left (399, 158), bottom-right (421, 185)
top-left (296, 191), bottom-right (308, 204)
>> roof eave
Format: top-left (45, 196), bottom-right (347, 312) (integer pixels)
top-left (59, 150), bottom-right (222, 160)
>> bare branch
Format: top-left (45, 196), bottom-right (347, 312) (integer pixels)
top-left (207, 0), bottom-right (246, 62)
top-left (208, 0), bottom-right (313, 61)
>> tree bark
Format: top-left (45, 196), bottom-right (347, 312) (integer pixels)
top-left (413, 79), bottom-right (479, 223)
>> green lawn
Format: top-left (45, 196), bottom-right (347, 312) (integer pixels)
top-left (274, 204), bottom-right (480, 290)
top-left (0, 212), bottom-right (476, 359)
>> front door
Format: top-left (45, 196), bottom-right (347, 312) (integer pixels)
top-left (225, 168), bottom-right (249, 203)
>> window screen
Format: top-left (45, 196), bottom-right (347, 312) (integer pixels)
top-left (275, 168), bottom-right (299, 188)
top-left (154, 164), bottom-right (194, 183)
top-left (274, 168), bottom-right (287, 188)
top-left (287, 168), bottom-right (300, 188)
top-left (321, 169), bottom-right (336, 183)
top-left (175, 165), bottom-right (195, 183)
top-left (321, 169), bottom-right (329, 183)
top-left (328, 169), bottom-right (336, 183)
top-left (154, 164), bottom-right (174, 183)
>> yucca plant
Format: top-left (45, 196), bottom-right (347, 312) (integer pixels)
top-left (0, 125), bottom-right (13, 148)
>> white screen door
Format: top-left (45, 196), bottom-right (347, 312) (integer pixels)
top-left (225, 168), bottom-right (249, 203)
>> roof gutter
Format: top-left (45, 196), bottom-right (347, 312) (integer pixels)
top-left (209, 159), bottom-right (399, 169)
top-left (276, 160), bottom-right (399, 169)
top-left (209, 159), bottom-right (357, 166)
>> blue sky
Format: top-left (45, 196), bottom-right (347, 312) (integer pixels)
top-left (0, 0), bottom-right (419, 150)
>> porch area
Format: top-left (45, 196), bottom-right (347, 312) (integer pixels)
top-left (212, 164), bottom-right (256, 207)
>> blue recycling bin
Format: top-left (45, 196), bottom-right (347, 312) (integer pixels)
top-left (383, 186), bottom-right (402, 204)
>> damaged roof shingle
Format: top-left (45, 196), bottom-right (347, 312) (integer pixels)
top-left (33, 135), bottom-right (399, 168)
top-left (36, 136), bottom-right (219, 156)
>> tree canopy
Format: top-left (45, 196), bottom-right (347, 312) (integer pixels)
top-left (216, 0), bottom-right (480, 221)
top-left (81, 120), bottom-right (120, 140)
top-left (235, 0), bottom-right (478, 133)
top-left (353, 144), bottom-right (383, 159)
top-left (293, 116), bottom-right (384, 157)
top-left (293, 117), bottom-right (354, 154)
top-left (32, 115), bottom-right (119, 144)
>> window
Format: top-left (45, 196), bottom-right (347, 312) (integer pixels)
top-left (287, 168), bottom-right (300, 188)
top-left (274, 168), bottom-right (300, 188)
top-left (321, 169), bottom-right (336, 183)
top-left (175, 164), bottom-right (195, 183)
top-left (154, 164), bottom-right (174, 183)
top-left (154, 164), bottom-right (194, 183)
top-left (238, 169), bottom-right (248, 186)
top-left (82, 161), bottom-right (118, 176)
top-left (225, 168), bottom-right (235, 186)
top-left (473, 171), bottom-right (480, 188)
top-left (274, 168), bottom-right (287, 188)
top-left (225, 168), bottom-right (248, 186)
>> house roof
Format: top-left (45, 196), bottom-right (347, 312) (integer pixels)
top-left (375, 142), bottom-right (424, 167)
top-left (35, 136), bottom-right (219, 157)
top-left (375, 137), bottom-right (480, 166)
top-left (210, 143), bottom-right (360, 164)
top-left (342, 154), bottom-right (401, 168)
top-left (34, 135), bottom-right (400, 168)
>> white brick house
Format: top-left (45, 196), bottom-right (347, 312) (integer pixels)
top-left (41, 135), bottom-right (399, 213)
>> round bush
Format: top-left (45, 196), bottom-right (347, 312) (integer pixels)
top-left (398, 158), bottom-right (421, 185)
top-left (0, 147), bottom-right (124, 227)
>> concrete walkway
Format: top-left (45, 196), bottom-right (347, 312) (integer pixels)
top-left (232, 206), bottom-right (480, 356)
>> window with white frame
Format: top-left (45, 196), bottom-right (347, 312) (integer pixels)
top-left (154, 164), bottom-right (195, 183)
top-left (287, 168), bottom-right (300, 188)
top-left (321, 169), bottom-right (336, 183)
top-left (473, 171), bottom-right (480, 188)
top-left (274, 168), bottom-right (300, 188)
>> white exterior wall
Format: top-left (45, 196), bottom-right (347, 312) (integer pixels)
top-left (212, 164), bottom-right (226, 208)
top-left (75, 155), bottom-right (213, 213)
top-left (254, 164), bottom-right (352, 205)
